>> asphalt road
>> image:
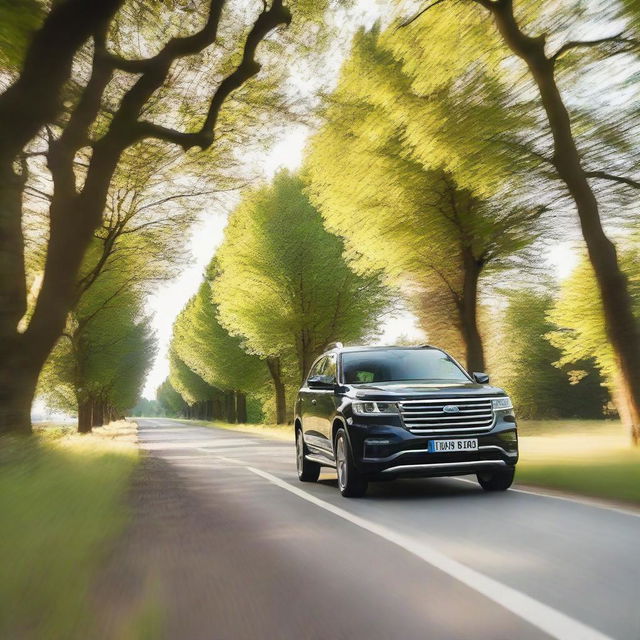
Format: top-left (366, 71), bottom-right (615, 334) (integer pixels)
top-left (135, 418), bottom-right (640, 640)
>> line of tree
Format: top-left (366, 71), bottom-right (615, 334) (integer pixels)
top-left (302, 2), bottom-right (639, 442)
top-left (165, 171), bottom-right (391, 424)
top-left (380, 0), bottom-right (640, 439)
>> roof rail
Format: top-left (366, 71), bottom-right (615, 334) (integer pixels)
top-left (418, 343), bottom-right (435, 348)
top-left (325, 341), bottom-right (343, 351)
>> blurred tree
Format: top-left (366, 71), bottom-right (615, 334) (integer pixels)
top-left (171, 271), bottom-right (270, 423)
top-left (488, 288), bottom-right (607, 419)
top-left (548, 243), bottom-right (640, 441)
top-left (130, 397), bottom-right (163, 417)
top-left (0, 0), bottom-right (337, 434)
top-left (213, 171), bottom-right (390, 423)
top-left (392, 0), bottom-right (640, 440)
top-left (38, 279), bottom-right (156, 433)
top-left (307, 26), bottom-right (542, 371)
top-left (156, 378), bottom-right (187, 418)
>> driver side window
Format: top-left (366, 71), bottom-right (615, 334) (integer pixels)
top-left (308, 357), bottom-right (327, 381)
top-left (323, 355), bottom-right (337, 382)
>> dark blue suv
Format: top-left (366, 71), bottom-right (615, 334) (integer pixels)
top-left (294, 344), bottom-right (518, 497)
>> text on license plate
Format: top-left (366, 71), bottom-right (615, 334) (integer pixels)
top-left (428, 439), bottom-right (478, 453)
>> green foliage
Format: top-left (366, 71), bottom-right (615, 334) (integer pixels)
top-left (306, 25), bottom-right (541, 362)
top-left (489, 289), bottom-right (607, 419)
top-left (172, 277), bottom-right (269, 394)
top-left (130, 397), bottom-right (163, 417)
top-left (38, 248), bottom-right (156, 418)
top-left (548, 245), bottom-right (640, 390)
top-left (168, 348), bottom-right (216, 406)
top-left (213, 171), bottom-right (391, 382)
top-left (0, 0), bottom-right (43, 71)
top-left (156, 379), bottom-right (186, 417)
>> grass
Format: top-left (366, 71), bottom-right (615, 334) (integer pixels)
top-left (0, 421), bottom-right (139, 640)
top-left (516, 419), bottom-right (640, 506)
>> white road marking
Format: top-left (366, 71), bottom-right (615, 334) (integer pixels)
top-left (248, 466), bottom-right (613, 640)
top-left (453, 477), bottom-right (640, 520)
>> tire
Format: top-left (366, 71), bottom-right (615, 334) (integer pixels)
top-left (296, 428), bottom-right (320, 482)
top-left (334, 428), bottom-right (368, 498)
top-left (477, 466), bottom-right (515, 492)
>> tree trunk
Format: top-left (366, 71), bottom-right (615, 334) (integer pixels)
top-left (613, 373), bottom-right (640, 445)
top-left (225, 391), bottom-right (237, 423)
top-left (267, 356), bottom-right (287, 424)
top-left (77, 397), bottom-right (93, 434)
top-left (236, 391), bottom-right (247, 423)
top-left (460, 247), bottom-right (485, 373)
top-left (487, 1), bottom-right (640, 443)
top-left (92, 398), bottom-right (104, 427)
top-left (0, 353), bottom-right (39, 435)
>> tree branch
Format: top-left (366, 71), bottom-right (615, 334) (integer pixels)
top-left (585, 170), bottom-right (640, 190)
top-left (397, 0), bottom-right (448, 29)
top-left (552, 32), bottom-right (639, 61)
top-left (200, 0), bottom-right (292, 145)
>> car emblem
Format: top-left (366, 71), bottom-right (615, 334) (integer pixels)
top-left (443, 405), bottom-right (460, 414)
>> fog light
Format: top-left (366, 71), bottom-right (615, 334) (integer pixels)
top-left (364, 438), bottom-right (392, 459)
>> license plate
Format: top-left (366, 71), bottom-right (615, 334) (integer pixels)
top-left (428, 438), bottom-right (478, 453)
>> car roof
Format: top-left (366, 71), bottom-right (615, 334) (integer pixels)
top-left (325, 344), bottom-right (440, 355)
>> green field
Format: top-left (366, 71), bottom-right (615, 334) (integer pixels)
top-left (516, 419), bottom-right (640, 505)
top-left (0, 422), bottom-right (139, 639)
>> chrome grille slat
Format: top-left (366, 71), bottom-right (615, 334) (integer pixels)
top-left (399, 396), bottom-right (495, 434)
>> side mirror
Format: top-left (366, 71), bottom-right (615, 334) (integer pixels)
top-left (308, 375), bottom-right (336, 389)
top-left (473, 372), bottom-right (490, 384)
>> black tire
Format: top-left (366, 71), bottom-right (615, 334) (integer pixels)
top-left (334, 428), bottom-right (368, 498)
top-left (296, 428), bottom-right (320, 482)
top-left (477, 466), bottom-right (515, 492)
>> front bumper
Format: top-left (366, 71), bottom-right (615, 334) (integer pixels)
top-left (347, 414), bottom-right (518, 478)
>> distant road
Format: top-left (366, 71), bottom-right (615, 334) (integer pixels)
top-left (134, 418), bottom-right (640, 640)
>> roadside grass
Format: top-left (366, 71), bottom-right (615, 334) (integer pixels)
top-left (0, 421), bottom-right (139, 640)
top-left (517, 419), bottom-right (640, 505)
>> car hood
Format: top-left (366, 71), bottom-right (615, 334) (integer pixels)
top-left (347, 381), bottom-right (505, 401)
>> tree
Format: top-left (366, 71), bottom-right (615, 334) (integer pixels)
top-left (0, 0), bottom-right (334, 434)
top-left (168, 348), bottom-right (225, 420)
top-left (156, 379), bottom-right (187, 417)
top-left (395, 0), bottom-right (640, 440)
top-left (37, 263), bottom-right (156, 432)
top-left (548, 245), bottom-right (640, 441)
top-left (130, 397), bottom-right (163, 417)
top-left (306, 26), bottom-right (541, 371)
top-left (487, 288), bottom-right (607, 419)
top-left (171, 271), bottom-right (270, 423)
top-left (213, 171), bottom-right (390, 423)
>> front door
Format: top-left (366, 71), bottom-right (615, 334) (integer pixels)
top-left (300, 357), bottom-right (328, 452)
top-left (314, 354), bottom-right (338, 450)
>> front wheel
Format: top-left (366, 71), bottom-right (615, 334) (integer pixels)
top-left (296, 429), bottom-right (320, 482)
top-left (335, 428), bottom-right (368, 498)
top-left (477, 467), bottom-right (515, 492)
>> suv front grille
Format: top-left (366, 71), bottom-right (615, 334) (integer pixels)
top-left (399, 397), bottom-right (495, 434)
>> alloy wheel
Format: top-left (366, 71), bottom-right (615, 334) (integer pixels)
top-left (336, 436), bottom-right (347, 490)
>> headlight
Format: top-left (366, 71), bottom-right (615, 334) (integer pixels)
top-left (491, 396), bottom-right (513, 411)
top-left (352, 401), bottom-right (399, 415)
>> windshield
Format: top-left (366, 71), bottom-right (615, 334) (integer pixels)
top-left (341, 349), bottom-right (469, 384)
